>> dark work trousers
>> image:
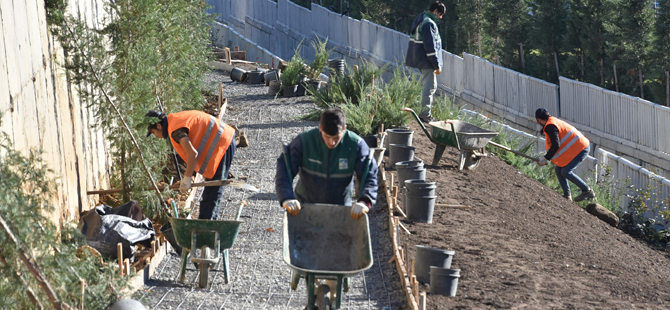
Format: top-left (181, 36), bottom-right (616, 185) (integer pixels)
top-left (198, 133), bottom-right (236, 220)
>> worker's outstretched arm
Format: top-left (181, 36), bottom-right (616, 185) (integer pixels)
top-left (178, 136), bottom-right (198, 179)
top-left (354, 140), bottom-right (378, 207)
top-left (275, 136), bottom-right (303, 206)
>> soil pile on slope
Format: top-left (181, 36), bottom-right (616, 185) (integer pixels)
top-left (395, 120), bottom-right (670, 309)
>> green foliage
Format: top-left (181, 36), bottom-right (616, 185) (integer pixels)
top-left (59, 0), bottom-right (213, 223)
top-left (308, 37), bottom-right (332, 80)
top-left (341, 94), bottom-right (378, 136)
top-left (577, 164), bottom-right (626, 214)
top-left (430, 92), bottom-right (460, 121)
top-left (373, 66), bottom-right (422, 128)
top-left (622, 175), bottom-right (670, 245)
top-left (281, 45), bottom-right (307, 86)
top-left (44, 0), bottom-right (68, 37)
top-left (0, 129), bottom-right (128, 309)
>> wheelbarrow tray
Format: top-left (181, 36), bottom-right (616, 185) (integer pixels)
top-left (169, 218), bottom-right (243, 251)
top-left (282, 204), bottom-right (373, 277)
top-left (429, 120), bottom-right (498, 151)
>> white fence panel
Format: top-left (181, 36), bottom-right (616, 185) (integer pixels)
top-left (620, 94), bottom-right (639, 143)
top-left (559, 77), bottom-right (575, 122)
top-left (493, 65), bottom-right (507, 107)
top-left (601, 89), bottom-right (617, 135)
top-left (347, 17), bottom-right (361, 53)
top-left (506, 72), bottom-right (521, 113)
top-left (360, 20), bottom-right (374, 53)
top-left (399, 33), bottom-right (410, 64)
top-left (327, 11), bottom-right (344, 46)
top-left (473, 57), bottom-right (494, 102)
top-left (462, 53), bottom-right (475, 93)
top-left (656, 105), bottom-right (670, 155)
top-left (518, 75), bottom-right (529, 115)
top-left (587, 84), bottom-right (603, 132)
top-left (636, 98), bottom-right (656, 149)
top-left (310, 4), bottom-right (327, 38)
top-left (277, 0), bottom-right (289, 29)
top-left (527, 77), bottom-right (559, 119)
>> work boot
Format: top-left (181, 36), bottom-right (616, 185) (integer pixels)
top-left (563, 194), bottom-right (573, 201)
top-left (419, 115), bottom-right (435, 123)
top-left (573, 188), bottom-right (595, 202)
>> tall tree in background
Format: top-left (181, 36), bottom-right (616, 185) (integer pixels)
top-left (608, 0), bottom-right (654, 99)
top-left (655, 0), bottom-right (670, 106)
top-left (455, 0), bottom-right (487, 56)
top-left (482, 0), bottom-right (530, 69)
top-left (529, 0), bottom-right (568, 83)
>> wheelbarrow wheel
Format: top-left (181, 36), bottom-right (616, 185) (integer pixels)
top-left (316, 284), bottom-right (330, 310)
top-left (463, 150), bottom-right (483, 170)
top-left (198, 246), bottom-right (210, 288)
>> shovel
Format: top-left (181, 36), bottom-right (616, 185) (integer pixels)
top-left (87, 179), bottom-right (259, 195)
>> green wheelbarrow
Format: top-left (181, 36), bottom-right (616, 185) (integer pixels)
top-left (283, 204), bottom-right (373, 310)
top-left (168, 200), bottom-right (245, 288)
top-left (403, 107), bottom-right (499, 170)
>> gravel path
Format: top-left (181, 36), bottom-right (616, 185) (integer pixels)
top-left (134, 70), bottom-right (407, 310)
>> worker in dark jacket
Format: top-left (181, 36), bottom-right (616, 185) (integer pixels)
top-left (406, 1), bottom-right (445, 122)
top-left (146, 110), bottom-right (236, 220)
top-left (535, 108), bottom-right (595, 202)
top-left (275, 108), bottom-right (378, 220)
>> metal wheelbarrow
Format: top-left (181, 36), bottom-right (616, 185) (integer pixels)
top-left (403, 108), bottom-right (498, 170)
top-left (283, 203), bottom-right (373, 310)
top-left (168, 200), bottom-right (245, 288)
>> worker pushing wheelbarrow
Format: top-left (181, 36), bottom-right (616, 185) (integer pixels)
top-left (275, 108), bottom-right (378, 309)
top-left (402, 107), bottom-right (539, 170)
top-left (283, 203), bottom-right (373, 310)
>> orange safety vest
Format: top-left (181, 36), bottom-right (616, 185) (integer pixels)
top-left (544, 116), bottom-right (590, 167)
top-left (167, 111), bottom-right (235, 179)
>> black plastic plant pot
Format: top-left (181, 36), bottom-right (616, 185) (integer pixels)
top-left (296, 82), bottom-right (306, 97)
top-left (264, 70), bottom-right (279, 86)
top-left (405, 194), bottom-right (436, 223)
top-left (282, 84), bottom-right (299, 97)
top-left (362, 135), bottom-right (378, 148)
top-left (397, 167), bottom-right (426, 190)
top-left (388, 144), bottom-right (415, 170)
top-left (403, 180), bottom-right (437, 196)
top-left (415, 245), bottom-right (455, 284)
top-left (430, 266), bottom-right (460, 297)
top-left (384, 127), bottom-right (412, 156)
top-left (246, 71), bottom-right (264, 84)
top-left (230, 67), bottom-right (248, 83)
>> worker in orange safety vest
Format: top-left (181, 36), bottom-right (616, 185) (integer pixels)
top-left (146, 110), bottom-right (236, 219)
top-left (535, 108), bottom-right (595, 202)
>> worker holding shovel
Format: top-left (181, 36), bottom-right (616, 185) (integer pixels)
top-left (535, 108), bottom-right (595, 202)
top-left (146, 110), bottom-right (236, 219)
top-left (275, 108), bottom-right (378, 219)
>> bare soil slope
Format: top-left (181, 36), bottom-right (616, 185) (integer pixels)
top-left (394, 120), bottom-right (670, 309)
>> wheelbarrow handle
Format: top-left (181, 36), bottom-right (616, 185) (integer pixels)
top-left (401, 107), bottom-right (435, 144)
top-left (487, 141), bottom-right (540, 162)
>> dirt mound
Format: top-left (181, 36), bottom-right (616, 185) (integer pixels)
top-left (395, 120), bottom-right (670, 309)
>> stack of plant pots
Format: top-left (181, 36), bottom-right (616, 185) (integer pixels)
top-left (384, 127), bottom-right (412, 157)
top-left (328, 59), bottom-right (345, 78)
top-left (415, 245), bottom-right (460, 297)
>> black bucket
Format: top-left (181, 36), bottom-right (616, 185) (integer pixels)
top-left (396, 166), bottom-right (425, 187)
top-left (388, 144), bottom-right (415, 170)
top-left (404, 180), bottom-right (436, 196)
top-left (405, 194), bottom-right (436, 223)
top-left (430, 267), bottom-right (460, 297)
top-left (160, 222), bottom-right (182, 255)
top-left (384, 127), bottom-right (411, 156)
top-left (415, 245), bottom-right (455, 284)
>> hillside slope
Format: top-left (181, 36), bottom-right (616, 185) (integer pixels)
top-left (395, 120), bottom-right (670, 309)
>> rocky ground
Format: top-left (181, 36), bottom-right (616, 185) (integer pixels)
top-left (133, 69), bottom-right (406, 310)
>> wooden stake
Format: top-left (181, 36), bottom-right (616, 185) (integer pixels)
top-left (399, 247), bottom-right (404, 264)
top-left (234, 46), bottom-right (239, 52)
top-left (151, 240), bottom-right (156, 256)
top-left (421, 292), bottom-right (427, 310)
top-left (218, 83), bottom-right (223, 107)
top-left (399, 222), bottom-right (411, 235)
top-left (412, 275), bottom-right (419, 299)
top-left (353, 65), bottom-right (359, 74)
top-left (117, 243), bottom-right (123, 276)
top-left (124, 259), bottom-right (130, 276)
top-left (410, 259), bottom-right (415, 281)
top-left (391, 186), bottom-right (398, 199)
top-left (435, 204), bottom-right (470, 210)
top-left (80, 279), bottom-right (85, 310)
top-left (394, 204), bottom-right (407, 218)
top-left (224, 48), bottom-right (231, 65)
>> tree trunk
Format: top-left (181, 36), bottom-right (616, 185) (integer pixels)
top-left (600, 58), bottom-right (605, 86)
top-left (666, 70), bottom-right (669, 107)
top-left (580, 53), bottom-right (584, 81)
top-left (478, 32), bottom-right (482, 57)
top-left (518, 43), bottom-right (526, 73)
top-left (553, 52), bottom-right (560, 78)
top-left (638, 66), bottom-right (644, 99)
top-left (613, 63), bottom-right (619, 92)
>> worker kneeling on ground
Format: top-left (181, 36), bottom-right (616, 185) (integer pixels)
top-left (535, 108), bottom-right (595, 202)
top-left (146, 110), bottom-right (236, 220)
top-left (275, 108), bottom-right (378, 219)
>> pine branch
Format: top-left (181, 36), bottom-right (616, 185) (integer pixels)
top-left (0, 214), bottom-right (70, 310)
top-left (64, 24), bottom-right (171, 216)
top-left (0, 255), bottom-right (44, 309)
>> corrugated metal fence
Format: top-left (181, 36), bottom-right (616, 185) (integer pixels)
top-left (209, 0), bottom-right (670, 223)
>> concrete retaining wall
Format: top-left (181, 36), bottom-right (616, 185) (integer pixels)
top-left (0, 0), bottom-right (109, 224)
